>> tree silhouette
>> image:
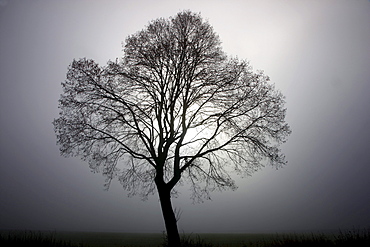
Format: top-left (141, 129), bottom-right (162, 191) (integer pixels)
top-left (53, 11), bottom-right (291, 246)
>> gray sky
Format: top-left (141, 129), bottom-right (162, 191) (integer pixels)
top-left (1, 0), bottom-right (369, 233)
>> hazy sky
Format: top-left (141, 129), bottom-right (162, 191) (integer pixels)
top-left (1, 0), bottom-right (369, 233)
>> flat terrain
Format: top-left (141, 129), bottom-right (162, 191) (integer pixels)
top-left (1, 231), bottom-right (276, 247)
top-left (56, 232), bottom-right (166, 247)
top-left (56, 232), bottom-right (276, 247)
top-left (2, 230), bottom-right (368, 247)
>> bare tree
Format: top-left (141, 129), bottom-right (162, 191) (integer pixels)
top-left (53, 11), bottom-right (291, 246)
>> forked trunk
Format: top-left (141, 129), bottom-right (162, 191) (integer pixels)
top-left (157, 184), bottom-right (181, 246)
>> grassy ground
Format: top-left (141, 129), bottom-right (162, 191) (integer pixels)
top-left (0, 229), bottom-right (369, 247)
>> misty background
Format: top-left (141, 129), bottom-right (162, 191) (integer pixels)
top-left (1, 0), bottom-right (369, 233)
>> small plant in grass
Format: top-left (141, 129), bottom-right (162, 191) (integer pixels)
top-left (334, 228), bottom-right (370, 247)
top-left (0, 231), bottom-right (84, 247)
top-left (244, 233), bottom-right (333, 247)
top-left (243, 228), bottom-right (370, 247)
top-left (272, 233), bottom-right (333, 247)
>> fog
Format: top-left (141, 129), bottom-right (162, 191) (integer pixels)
top-left (1, 0), bottom-right (369, 233)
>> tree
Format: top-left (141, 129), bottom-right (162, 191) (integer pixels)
top-left (53, 11), bottom-right (291, 246)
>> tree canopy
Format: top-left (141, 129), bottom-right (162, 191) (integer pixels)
top-left (53, 11), bottom-right (291, 202)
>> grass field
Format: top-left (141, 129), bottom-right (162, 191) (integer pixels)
top-left (1, 229), bottom-right (369, 247)
top-left (56, 232), bottom-right (279, 247)
top-left (0, 231), bottom-right (270, 247)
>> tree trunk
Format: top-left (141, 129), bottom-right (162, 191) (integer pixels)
top-left (157, 184), bottom-right (181, 247)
